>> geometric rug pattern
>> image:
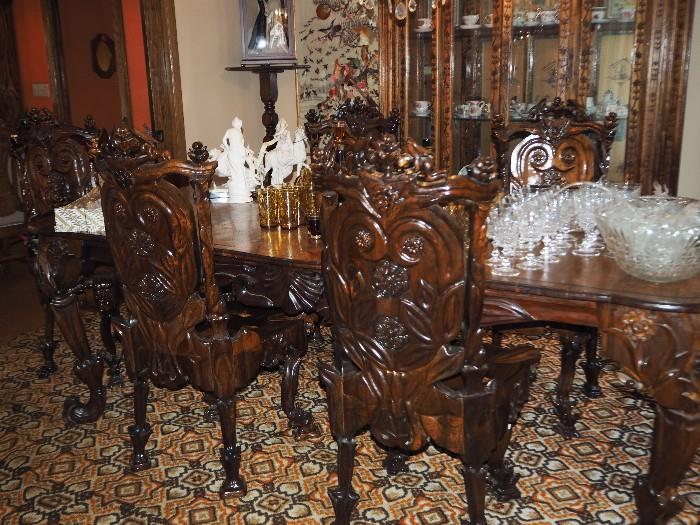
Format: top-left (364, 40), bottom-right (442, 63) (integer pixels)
top-left (0, 314), bottom-right (698, 524)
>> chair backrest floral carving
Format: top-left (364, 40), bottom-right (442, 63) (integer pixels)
top-left (491, 97), bottom-right (617, 192)
top-left (319, 136), bottom-right (500, 452)
top-left (97, 127), bottom-right (235, 388)
top-left (10, 108), bottom-right (100, 222)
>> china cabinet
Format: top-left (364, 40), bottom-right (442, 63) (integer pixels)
top-left (376, 0), bottom-right (694, 194)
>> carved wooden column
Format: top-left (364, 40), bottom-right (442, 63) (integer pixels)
top-left (599, 304), bottom-right (700, 524)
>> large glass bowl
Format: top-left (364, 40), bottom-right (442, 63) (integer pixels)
top-left (596, 197), bottom-right (700, 283)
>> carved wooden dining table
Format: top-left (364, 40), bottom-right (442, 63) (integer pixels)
top-left (51, 201), bottom-right (698, 525)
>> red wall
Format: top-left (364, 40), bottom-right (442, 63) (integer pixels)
top-left (60, 0), bottom-right (123, 129)
top-left (12, 0), bottom-right (52, 110)
top-left (11, 0), bottom-right (151, 130)
top-left (122, 0), bottom-right (151, 131)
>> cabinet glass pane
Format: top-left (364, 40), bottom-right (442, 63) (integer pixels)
top-left (588, 0), bottom-right (638, 182)
top-left (451, 0), bottom-right (493, 171)
top-left (509, 0), bottom-right (560, 120)
top-left (407, 2), bottom-right (434, 147)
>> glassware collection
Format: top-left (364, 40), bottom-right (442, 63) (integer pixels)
top-left (487, 182), bottom-right (700, 283)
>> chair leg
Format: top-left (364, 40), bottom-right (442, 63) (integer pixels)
top-left (554, 331), bottom-right (584, 438)
top-left (38, 298), bottom-right (58, 378)
top-left (92, 277), bottom-right (122, 386)
top-left (581, 329), bottom-right (603, 398)
top-left (217, 396), bottom-right (247, 498)
top-left (129, 375), bottom-right (152, 471)
top-left (383, 448), bottom-right (409, 475)
top-left (329, 436), bottom-right (359, 525)
top-left (460, 463), bottom-right (488, 525)
top-left (280, 332), bottom-right (319, 437)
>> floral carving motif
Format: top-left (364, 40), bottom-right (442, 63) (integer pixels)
top-left (620, 310), bottom-right (657, 342)
top-left (143, 206), bottom-right (159, 224)
top-left (371, 259), bottom-right (408, 298)
top-left (113, 202), bottom-right (127, 219)
top-left (373, 316), bottom-right (409, 352)
top-left (354, 227), bottom-right (374, 249)
top-left (135, 272), bottom-right (168, 303)
top-left (127, 229), bottom-right (156, 258)
top-left (401, 235), bottom-right (424, 259)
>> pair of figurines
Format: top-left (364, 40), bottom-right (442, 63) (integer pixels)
top-left (210, 117), bottom-right (308, 203)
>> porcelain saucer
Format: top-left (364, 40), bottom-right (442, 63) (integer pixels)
top-left (414, 27), bottom-right (432, 33)
top-left (459, 23), bottom-right (480, 30)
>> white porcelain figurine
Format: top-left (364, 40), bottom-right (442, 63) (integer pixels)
top-left (214, 117), bottom-right (255, 203)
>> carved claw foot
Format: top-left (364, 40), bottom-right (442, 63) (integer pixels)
top-left (552, 394), bottom-right (580, 438)
top-left (329, 487), bottom-right (359, 525)
top-left (581, 358), bottom-right (604, 398)
top-left (63, 357), bottom-right (107, 424)
top-left (105, 354), bottom-right (124, 387)
top-left (635, 476), bottom-right (684, 525)
top-left (37, 342), bottom-right (58, 378)
top-left (287, 408), bottom-right (321, 437)
top-left (488, 460), bottom-right (521, 501)
top-left (129, 423), bottom-right (153, 471)
top-left (384, 451), bottom-right (409, 475)
top-left (220, 445), bottom-right (247, 498)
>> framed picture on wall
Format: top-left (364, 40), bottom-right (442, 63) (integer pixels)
top-left (240, 0), bottom-right (296, 65)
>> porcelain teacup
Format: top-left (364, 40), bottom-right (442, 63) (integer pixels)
top-left (467, 100), bottom-right (485, 118)
top-left (416, 17), bottom-right (432, 30)
top-left (592, 7), bottom-right (606, 21)
top-left (525, 11), bottom-right (538, 24)
top-left (540, 10), bottom-right (557, 24)
top-left (462, 14), bottom-right (479, 26)
top-left (620, 7), bottom-right (636, 21)
top-left (414, 100), bottom-right (430, 114)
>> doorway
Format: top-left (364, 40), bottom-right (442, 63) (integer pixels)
top-left (43, 0), bottom-right (151, 132)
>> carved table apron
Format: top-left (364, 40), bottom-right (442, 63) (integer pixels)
top-left (51, 203), bottom-right (698, 525)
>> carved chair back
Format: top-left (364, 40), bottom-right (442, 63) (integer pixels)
top-left (97, 127), bottom-right (224, 387)
top-left (491, 97), bottom-right (617, 192)
top-left (319, 136), bottom-right (500, 451)
top-left (10, 108), bottom-right (100, 223)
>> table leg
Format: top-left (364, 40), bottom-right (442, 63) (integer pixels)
top-left (554, 331), bottom-right (586, 437)
top-left (635, 406), bottom-right (700, 524)
top-left (52, 289), bottom-right (106, 424)
top-left (600, 305), bottom-right (700, 524)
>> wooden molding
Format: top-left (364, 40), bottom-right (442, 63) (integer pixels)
top-left (141, 0), bottom-right (186, 159)
top-left (111, 0), bottom-right (132, 124)
top-left (41, 0), bottom-right (70, 121)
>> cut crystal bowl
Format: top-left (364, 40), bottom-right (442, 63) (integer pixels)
top-left (596, 196), bottom-right (700, 283)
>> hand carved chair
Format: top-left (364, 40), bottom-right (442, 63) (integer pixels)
top-left (9, 109), bottom-right (121, 396)
top-left (96, 129), bottom-right (314, 498)
top-left (306, 97), bottom-right (401, 183)
top-left (492, 97), bottom-right (617, 192)
top-left (317, 137), bottom-right (540, 524)
top-left (488, 97), bottom-right (618, 434)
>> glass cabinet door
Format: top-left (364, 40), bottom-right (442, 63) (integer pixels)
top-left (407, 1), bottom-right (435, 148)
top-left (451, 0), bottom-right (493, 172)
top-left (508, 0), bottom-right (561, 120)
top-left (586, 0), bottom-right (638, 182)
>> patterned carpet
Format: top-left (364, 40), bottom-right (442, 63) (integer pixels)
top-left (0, 314), bottom-right (698, 525)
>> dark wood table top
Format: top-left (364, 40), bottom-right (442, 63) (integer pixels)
top-left (58, 201), bottom-right (700, 313)
top-left (211, 202), bottom-right (323, 270)
top-left (485, 251), bottom-right (700, 313)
